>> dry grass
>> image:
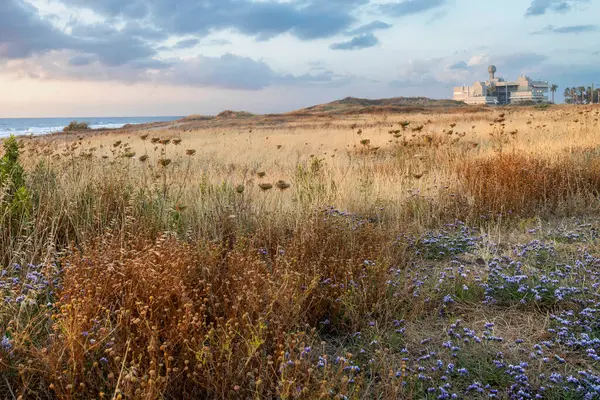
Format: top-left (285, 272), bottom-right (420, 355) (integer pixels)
top-left (15, 213), bottom-right (402, 399)
top-left (2, 104), bottom-right (600, 399)
top-left (459, 151), bottom-right (600, 217)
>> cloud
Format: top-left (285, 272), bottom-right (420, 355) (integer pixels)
top-left (388, 51), bottom-right (554, 90)
top-left (346, 21), bottom-right (392, 36)
top-left (379, 0), bottom-right (447, 17)
top-left (204, 39), bottom-right (232, 46)
top-left (0, 0), bottom-right (162, 68)
top-left (389, 58), bottom-right (443, 88)
top-left (495, 52), bottom-right (548, 70)
top-left (158, 54), bottom-right (280, 89)
top-left (525, 0), bottom-right (589, 16)
top-left (68, 54), bottom-right (95, 66)
top-left (1, 0), bottom-right (370, 90)
top-left (447, 61), bottom-right (468, 70)
top-left (0, 50), bottom-right (353, 90)
top-left (427, 9), bottom-right (449, 23)
top-left (57, 0), bottom-right (371, 41)
top-left (532, 24), bottom-right (599, 34)
top-left (0, 0), bottom-right (74, 59)
top-left (308, 61), bottom-right (327, 71)
top-left (0, 0), bottom-right (374, 65)
top-left (447, 52), bottom-right (549, 84)
top-left (467, 54), bottom-right (490, 67)
top-left (0, 50), bottom-right (151, 83)
top-left (330, 33), bottom-right (379, 51)
top-left (173, 38), bottom-right (200, 49)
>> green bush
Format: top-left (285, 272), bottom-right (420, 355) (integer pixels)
top-left (0, 135), bottom-right (25, 193)
top-left (63, 121), bottom-right (90, 132)
top-left (0, 135), bottom-right (31, 227)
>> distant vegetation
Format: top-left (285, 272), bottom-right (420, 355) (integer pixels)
top-left (182, 114), bottom-right (214, 121)
top-left (563, 86), bottom-right (600, 104)
top-left (216, 110), bottom-right (254, 118)
top-left (63, 120), bottom-right (90, 132)
top-left (295, 96), bottom-right (468, 115)
top-left (181, 110), bottom-right (254, 122)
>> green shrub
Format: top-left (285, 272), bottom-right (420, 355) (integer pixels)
top-left (0, 135), bottom-right (25, 194)
top-left (63, 121), bottom-right (90, 132)
top-left (0, 135), bottom-right (32, 231)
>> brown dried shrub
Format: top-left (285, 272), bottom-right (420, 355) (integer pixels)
top-left (458, 151), bottom-right (600, 217)
top-left (28, 212), bottom-right (405, 399)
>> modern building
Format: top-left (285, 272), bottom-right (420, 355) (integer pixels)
top-left (453, 65), bottom-right (549, 105)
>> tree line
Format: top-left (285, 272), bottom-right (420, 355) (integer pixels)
top-left (561, 86), bottom-right (600, 104)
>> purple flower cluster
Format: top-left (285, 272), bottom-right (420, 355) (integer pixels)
top-left (1, 263), bottom-right (61, 307)
top-left (546, 222), bottom-right (599, 244)
top-left (411, 221), bottom-right (479, 260)
top-left (305, 223), bottom-right (600, 398)
top-left (323, 206), bottom-right (374, 230)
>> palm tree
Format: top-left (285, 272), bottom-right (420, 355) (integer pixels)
top-left (578, 86), bottom-right (586, 104)
top-left (550, 84), bottom-right (558, 103)
top-left (586, 87), bottom-right (593, 104)
top-left (563, 87), bottom-right (572, 104)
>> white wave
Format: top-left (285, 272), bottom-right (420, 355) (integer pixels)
top-left (0, 121), bottom-right (145, 138)
top-left (89, 123), bottom-right (129, 130)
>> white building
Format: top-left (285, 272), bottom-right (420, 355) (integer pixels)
top-left (453, 65), bottom-right (549, 105)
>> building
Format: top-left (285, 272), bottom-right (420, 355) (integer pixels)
top-left (453, 65), bottom-right (549, 105)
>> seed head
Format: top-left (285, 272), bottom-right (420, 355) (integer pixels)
top-left (275, 180), bottom-right (291, 190)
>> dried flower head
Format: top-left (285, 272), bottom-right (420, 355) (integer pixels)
top-left (275, 180), bottom-right (291, 190)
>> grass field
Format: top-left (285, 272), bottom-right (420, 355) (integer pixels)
top-left (2, 104), bottom-right (600, 399)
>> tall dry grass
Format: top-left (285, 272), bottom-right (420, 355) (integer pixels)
top-left (458, 150), bottom-right (600, 217)
top-left (2, 104), bottom-right (600, 399)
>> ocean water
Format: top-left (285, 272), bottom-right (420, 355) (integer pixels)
top-left (0, 116), bottom-right (183, 138)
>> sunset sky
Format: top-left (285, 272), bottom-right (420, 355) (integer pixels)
top-left (1, 0), bottom-right (599, 117)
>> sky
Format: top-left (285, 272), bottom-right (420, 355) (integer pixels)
top-left (1, 0), bottom-right (599, 117)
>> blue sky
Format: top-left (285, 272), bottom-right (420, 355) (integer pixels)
top-left (1, 0), bottom-right (599, 117)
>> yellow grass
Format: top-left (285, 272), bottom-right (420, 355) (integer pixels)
top-left (3, 104), bottom-right (600, 399)
top-left (19, 105), bottom-right (600, 233)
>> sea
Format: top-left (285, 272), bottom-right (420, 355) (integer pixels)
top-left (0, 116), bottom-right (183, 138)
